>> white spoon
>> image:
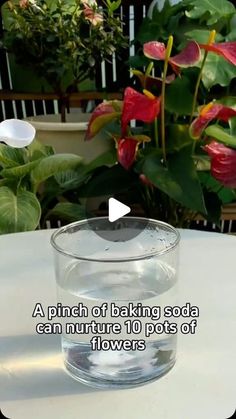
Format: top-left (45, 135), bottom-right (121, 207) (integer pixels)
top-left (0, 119), bottom-right (36, 148)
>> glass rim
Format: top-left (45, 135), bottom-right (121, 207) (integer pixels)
top-left (50, 216), bottom-right (180, 263)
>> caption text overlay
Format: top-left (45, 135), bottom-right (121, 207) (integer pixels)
top-left (32, 302), bottom-right (199, 351)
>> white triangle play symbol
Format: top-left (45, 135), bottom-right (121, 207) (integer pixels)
top-left (108, 198), bottom-right (131, 222)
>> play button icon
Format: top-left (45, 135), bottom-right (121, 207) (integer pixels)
top-left (85, 194), bottom-right (148, 242)
top-left (108, 198), bottom-right (131, 222)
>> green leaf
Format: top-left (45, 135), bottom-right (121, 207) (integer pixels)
top-left (218, 96), bottom-right (236, 107)
top-left (143, 158), bottom-right (183, 203)
top-left (90, 112), bottom-right (121, 138)
top-left (166, 124), bottom-right (193, 151)
top-left (1, 160), bottom-right (40, 178)
top-left (47, 202), bottom-right (87, 223)
top-left (79, 165), bottom-right (137, 197)
top-left (230, 118), bottom-right (236, 137)
top-left (27, 140), bottom-right (55, 161)
top-left (166, 77), bottom-right (194, 116)
top-left (135, 19), bottom-right (161, 44)
top-left (108, 0), bottom-right (121, 13)
top-left (143, 145), bottom-right (206, 214)
top-left (84, 149), bottom-right (117, 173)
top-left (201, 53), bottom-right (236, 89)
top-left (129, 55), bottom-right (150, 68)
top-left (137, 0), bottom-right (187, 44)
top-left (185, 29), bottom-right (224, 44)
top-left (186, 0), bottom-right (235, 26)
top-left (203, 190), bottom-right (221, 225)
top-left (219, 188), bottom-right (236, 204)
top-left (31, 154), bottom-right (83, 187)
top-left (168, 145), bottom-right (207, 213)
top-left (205, 125), bottom-right (236, 149)
top-left (0, 187), bottom-right (41, 233)
top-left (0, 144), bottom-right (26, 168)
top-left (54, 169), bottom-right (85, 189)
top-left (217, 97), bottom-right (236, 136)
top-left (199, 171), bottom-right (236, 204)
top-left (54, 149), bottom-right (117, 191)
top-left (226, 29), bottom-right (236, 41)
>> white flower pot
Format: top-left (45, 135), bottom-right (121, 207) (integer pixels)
top-left (25, 112), bottom-right (113, 162)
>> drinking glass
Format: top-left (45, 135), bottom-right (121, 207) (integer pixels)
top-left (51, 217), bottom-right (180, 389)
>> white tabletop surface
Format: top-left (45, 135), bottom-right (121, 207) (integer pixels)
top-left (0, 229), bottom-right (235, 419)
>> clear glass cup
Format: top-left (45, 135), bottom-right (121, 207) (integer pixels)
top-left (51, 217), bottom-right (180, 389)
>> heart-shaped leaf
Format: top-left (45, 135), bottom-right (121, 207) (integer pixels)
top-left (186, 0), bottom-right (235, 26)
top-left (185, 29), bottom-right (224, 44)
top-left (166, 124), bottom-right (193, 151)
top-left (0, 187), bottom-right (41, 233)
top-left (205, 125), bottom-right (236, 148)
top-left (1, 160), bottom-right (40, 178)
top-left (84, 149), bottom-right (117, 172)
top-left (31, 154), bottom-right (83, 188)
top-left (54, 169), bottom-right (85, 189)
top-left (201, 53), bottom-right (236, 89)
top-left (47, 202), bottom-right (87, 223)
top-left (79, 165), bottom-right (137, 197)
top-left (0, 144), bottom-right (26, 168)
top-left (27, 140), bottom-right (55, 161)
top-left (166, 78), bottom-right (194, 116)
top-left (199, 171), bottom-right (236, 204)
top-left (143, 145), bottom-right (206, 214)
top-left (54, 149), bottom-right (117, 191)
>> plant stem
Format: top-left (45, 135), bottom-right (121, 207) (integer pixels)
top-left (190, 30), bottom-right (216, 156)
top-left (60, 100), bottom-right (67, 123)
top-left (154, 117), bottom-right (158, 148)
top-left (144, 61), bottom-right (154, 89)
top-left (190, 30), bottom-right (216, 123)
top-left (190, 51), bottom-right (208, 123)
top-left (161, 35), bottom-right (173, 164)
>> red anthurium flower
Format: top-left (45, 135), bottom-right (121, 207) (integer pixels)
top-left (190, 102), bottom-right (236, 139)
top-left (144, 41), bottom-right (166, 60)
top-left (144, 41), bottom-right (200, 73)
top-left (86, 101), bottom-right (121, 140)
top-left (199, 42), bottom-right (236, 66)
top-left (204, 141), bottom-right (236, 188)
top-left (117, 137), bottom-right (139, 170)
top-left (121, 87), bottom-right (160, 136)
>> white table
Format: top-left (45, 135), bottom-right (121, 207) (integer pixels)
top-left (0, 229), bottom-right (235, 419)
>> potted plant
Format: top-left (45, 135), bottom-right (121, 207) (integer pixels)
top-left (2, 0), bottom-right (126, 159)
top-left (2, 0), bottom-right (236, 231)
top-left (82, 24), bottom-right (236, 227)
top-left (0, 118), bottom-right (117, 233)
